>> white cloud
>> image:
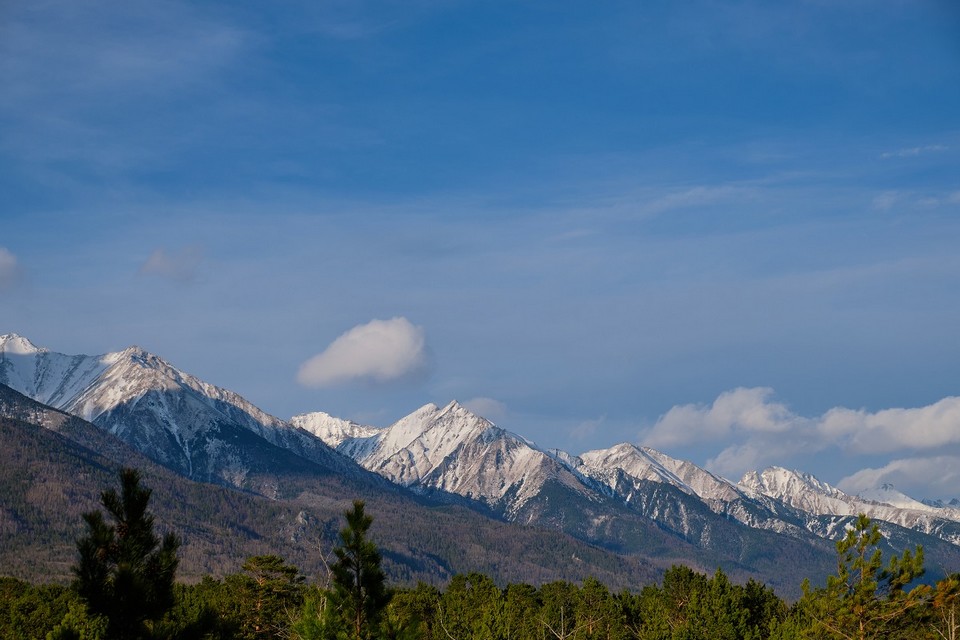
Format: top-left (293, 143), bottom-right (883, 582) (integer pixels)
top-left (297, 317), bottom-right (428, 388)
top-left (839, 456), bottom-right (960, 499)
top-left (641, 185), bottom-right (756, 217)
top-left (0, 247), bottom-right (22, 291)
top-left (463, 397), bottom-right (508, 422)
top-left (818, 396), bottom-right (960, 454)
top-left (644, 387), bottom-right (803, 448)
top-left (139, 246), bottom-right (203, 283)
top-left (644, 388), bottom-right (960, 481)
top-left (872, 191), bottom-right (898, 211)
top-left (706, 442), bottom-right (769, 480)
top-left (570, 415), bottom-right (606, 441)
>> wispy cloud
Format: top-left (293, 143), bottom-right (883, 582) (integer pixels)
top-left (1, 1), bottom-right (246, 104)
top-left (139, 246), bottom-right (204, 283)
top-left (880, 144), bottom-right (948, 159)
top-left (0, 247), bottom-right (22, 291)
top-left (639, 185), bottom-right (758, 217)
top-left (570, 415), bottom-right (606, 441)
top-left (297, 317), bottom-right (429, 388)
top-left (872, 191), bottom-right (898, 211)
top-left (463, 397), bottom-right (508, 422)
top-left (0, 1), bottom-right (247, 183)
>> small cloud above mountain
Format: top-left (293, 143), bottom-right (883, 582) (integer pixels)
top-left (297, 317), bottom-right (429, 388)
top-left (839, 456), bottom-right (960, 503)
top-left (0, 247), bottom-right (23, 292)
top-left (463, 397), bottom-right (507, 422)
top-left (139, 246), bottom-right (203, 283)
top-left (644, 387), bottom-right (803, 449)
top-left (643, 388), bottom-right (960, 481)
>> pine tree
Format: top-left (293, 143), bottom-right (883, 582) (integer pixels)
top-left (801, 514), bottom-right (928, 640)
top-left (329, 500), bottom-right (389, 640)
top-left (72, 468), bottom-right (180, 640)
top-left (240, 555), bottom-right (304, 639)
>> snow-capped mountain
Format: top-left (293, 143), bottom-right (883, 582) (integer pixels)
top-left (579, 443), bottom-right (743, 502)
top-left (306, 400), bottom-right (820, 566)
top-left (5, 331), bottom-right (960, 581)
top-left (298, 386), bottom-right (960, 551)
top-left (303, 400), bottom-right (595, 516)
top-left (858, 483), bottom-right (946, 512)
top-left (924, 498), bottom-right (960, 509)
top-left (0, 334), bottom-right (113, 409)
top-left (291, 411), bottom-right (380, 447)
top-left (0, 333), bottom-right (355, 486)
top-left (741, 467), bottom-right (960, 545)
top-left (573, 443), bottom-right (810, 537)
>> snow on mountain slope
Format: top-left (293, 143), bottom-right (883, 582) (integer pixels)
top-left (291, 411), bottom-right (379, 447)
top-left (741, 467), bottom-right (960, 544)
top-left (8, 333), bottom-right (960, 555)
top-left (739, 467), bottom-right (853, 516)
top-left (575, 443), bottom-right (810, 536)
top-left (580, 443), bottom-right (741, 502)
top-left (0, 334), bottom-right (353, 485)
top-left (0, 334), bottom-right (113, 409)
top-left (858, 484), bottom-right (944, 512)
top-left (324, 400), bottom-right (592, 515)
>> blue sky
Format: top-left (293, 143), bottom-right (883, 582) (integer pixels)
top-left (2, 1), bottom-right (960, 498)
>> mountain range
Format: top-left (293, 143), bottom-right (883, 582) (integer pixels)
top-left (2, 332), bottom-right (959, 596)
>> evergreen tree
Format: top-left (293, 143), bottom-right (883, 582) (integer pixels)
top-left (574, 577), bottom-right (625, 640)
top-left (239, 555), bottom-right (305, 639)
top-left (502, 583), bottom-right (539, 640)
top-left (538, 581), bottom-right (580, 640)
top-left (930, 574), bottom-right (960, 640)
top-left (72, 468), bottom-right (180, 640)
top-left (329, 500), bottom-right (390, 640)
top-left (387, 582), bottom-right (441, 640)
top-left (438, 573), bottom-right (504, 640)
top-left (801, 514), bottom-right (928, 640)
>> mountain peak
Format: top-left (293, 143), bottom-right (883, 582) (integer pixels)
top-left (442, 399), bottom-right (466, 412)
top-left (857, 484), bottom-right (933, 511)
top-left (438, 399), bottom-right (484, 420)
top-left (0, 333), bottom-right (45, 355)
top-left (741, 466), bottom-right (841, 497)
top-left (116, 344), bottom-right (162, 363)
top-left (291, 411), bottom-right (380, 447)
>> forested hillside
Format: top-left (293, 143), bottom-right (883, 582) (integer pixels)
top-left (0, 384), bottom-right (661, 589)
top-left (2, 472), bottom-right (958, 640)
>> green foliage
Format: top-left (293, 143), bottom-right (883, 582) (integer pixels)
top-left (502, 582), bottom-right (539, 640)
top-left (538, 580), bottom-right (581, 640)
top-left (574, 577), bottom-right (627, 640)
top-left (238, 555), bottom-right (305, 639)
top-left (614, 565), bottom-right (787, 640)
top-left (7, 498), bottom-right (953, 640)
top-left (800, 514), bottom-right (929, 640)
top-left (439, 573), bottom-right (505, 640)
top-left (930, 573), bottom-right (960, 640)
top-left (45, 601), bottom-right (108, 640)
top-left (386, 582), bottom-right (440, 640)
top-left (328, 500), bottom-right (390, 640)
top-left (73, 468), bottom-right (180, 640)
top-left (0, 578), bottom-right (79, 640)
top-left (290, 586), bottom-right (333, 640)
